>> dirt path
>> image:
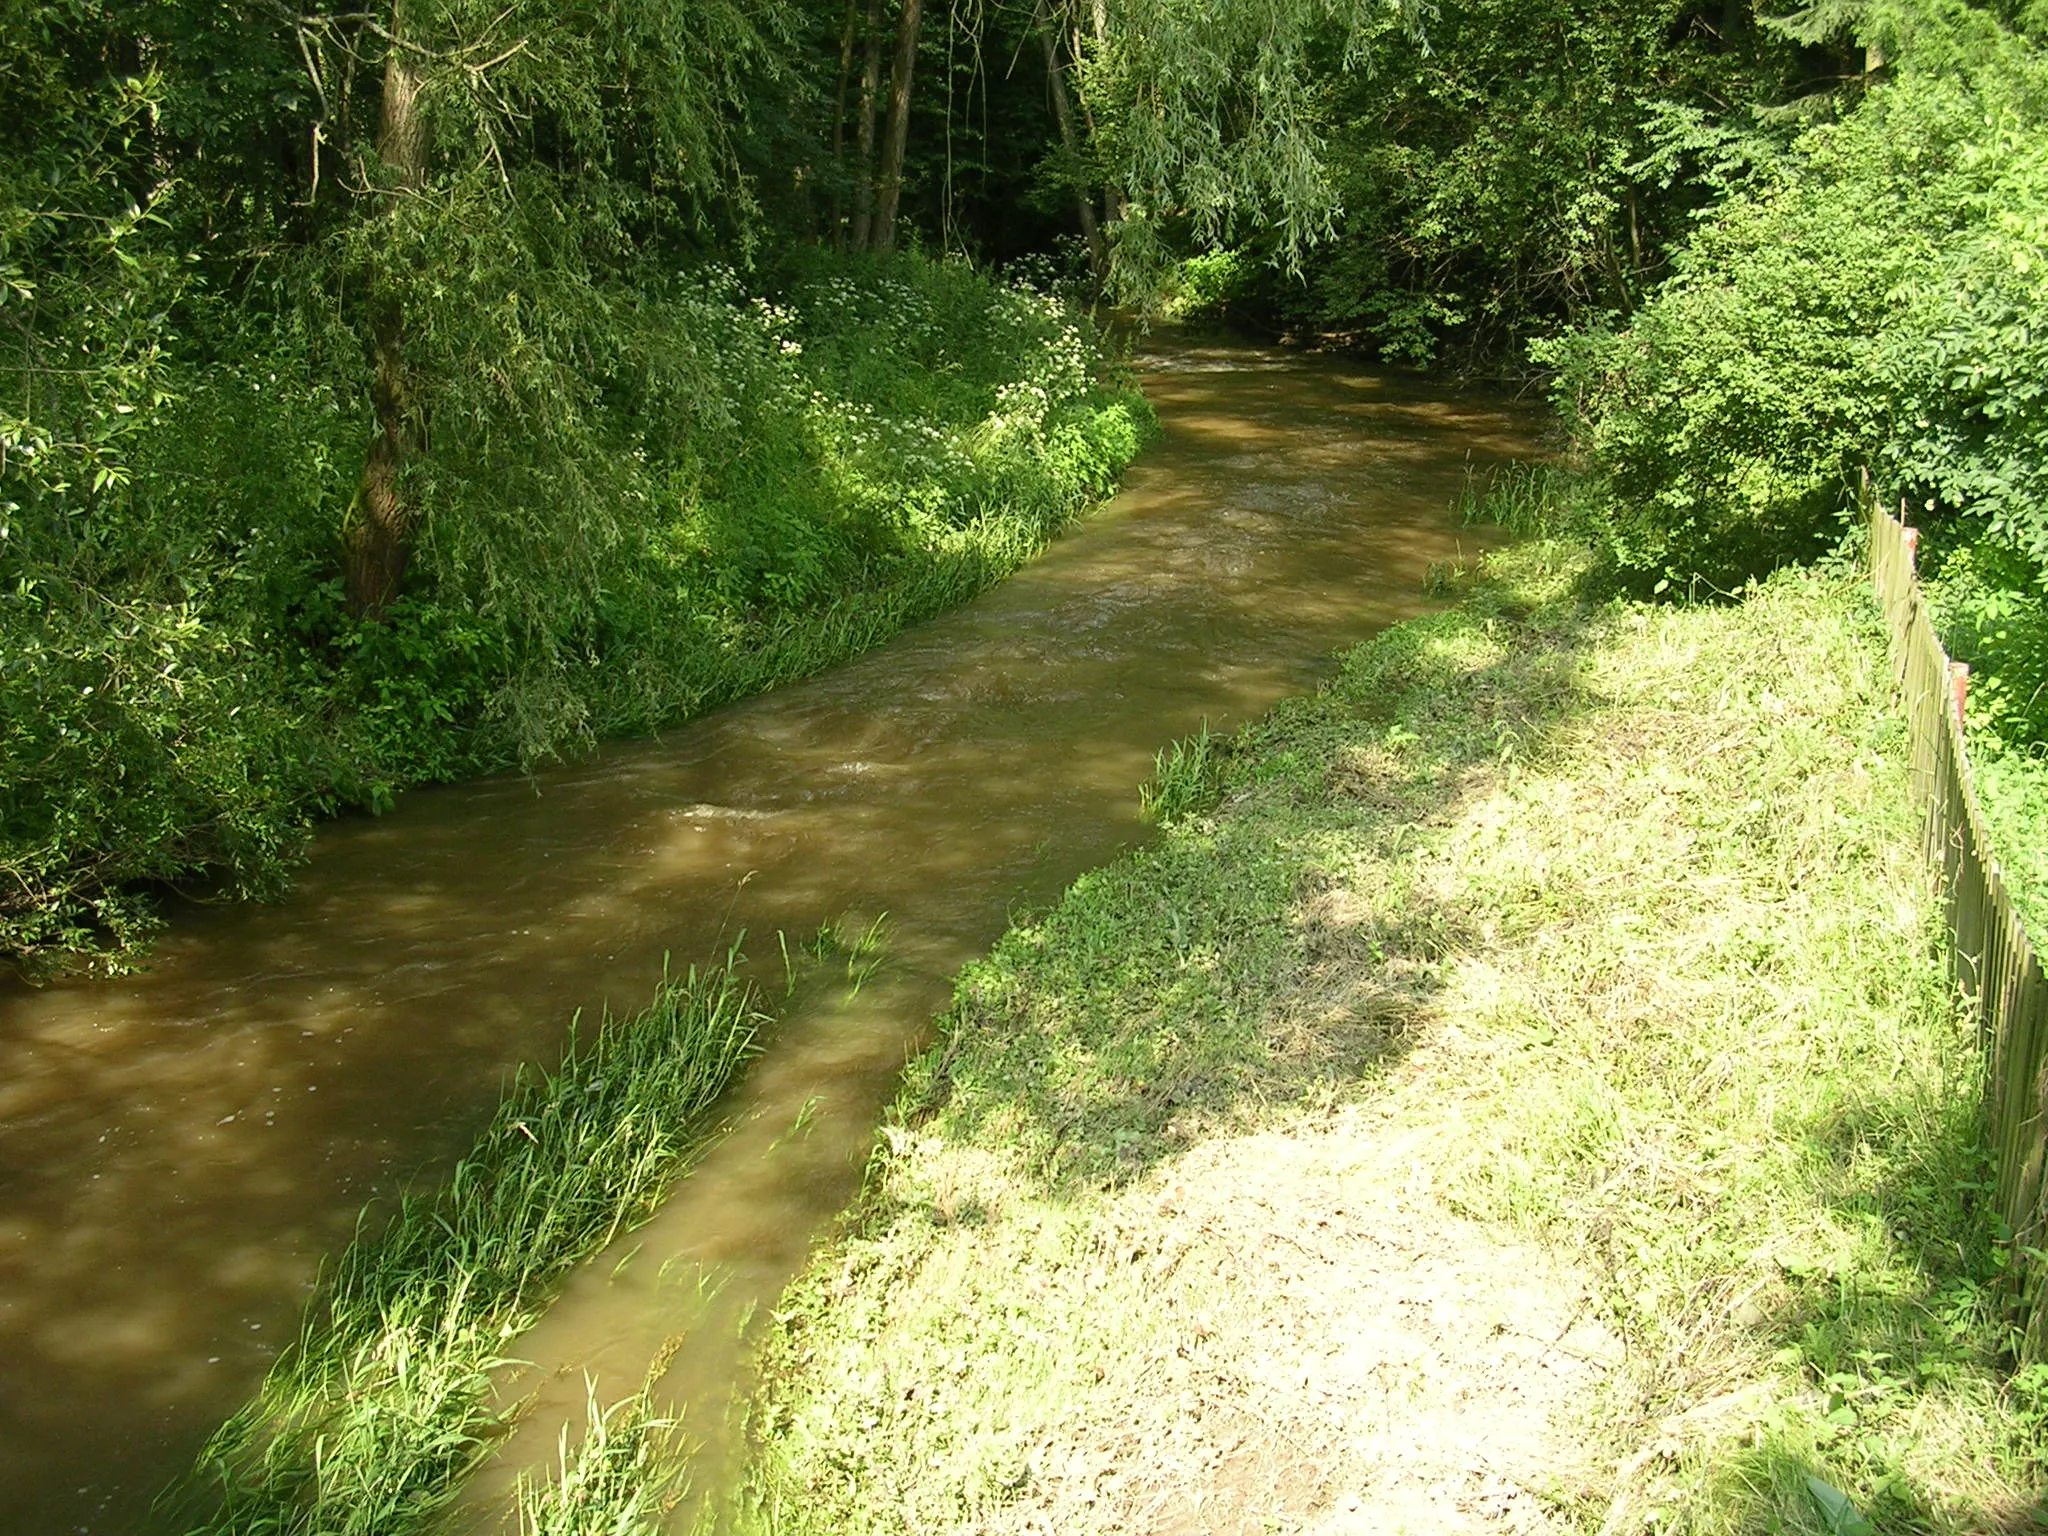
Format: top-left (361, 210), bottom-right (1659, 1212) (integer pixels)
top-left (984, 1110), bottom-right (1619, 1535)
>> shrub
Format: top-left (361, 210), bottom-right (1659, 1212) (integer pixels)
top-left (1542, 14), bottom-right (2048, 595)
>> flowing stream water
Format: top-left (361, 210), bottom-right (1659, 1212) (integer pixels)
top-left (0, 338), bottom-right (1536, 1533)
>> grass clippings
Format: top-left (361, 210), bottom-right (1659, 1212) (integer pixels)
top-left (729, 543), bottom-right (2048, 1536)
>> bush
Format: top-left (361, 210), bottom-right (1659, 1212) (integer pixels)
top-left (1533, 7), bottom-right (2048, 935)
top-left (0, 597), bottom-right (314, 972)
top-left (1542, 14), bottom-right (2048, 595)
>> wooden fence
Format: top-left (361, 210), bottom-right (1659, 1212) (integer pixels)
top-left (1868, 487), bottom-right (2048, 1354)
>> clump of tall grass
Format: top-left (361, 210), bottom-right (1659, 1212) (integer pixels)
top-left (1138, 722), bottom-right (1227, 825)
top-left (167, 957), bottom-right (764, 1536)
top-left (1453, 458), bottom-right (1581, 537)
top-left (514, 1380), bottom-right (692, 1536)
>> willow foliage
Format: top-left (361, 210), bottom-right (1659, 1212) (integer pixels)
top-left (1078, 0), bottom-right (1431, 294)
top-left (0, 0), bottom-right (1151, 974)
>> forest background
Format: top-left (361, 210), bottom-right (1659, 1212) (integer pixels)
top-left (7, 0), bottom-right (2048, 976)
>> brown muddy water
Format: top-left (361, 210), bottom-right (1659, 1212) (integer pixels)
top-left (0, 339), bottom-right (1536, 1533)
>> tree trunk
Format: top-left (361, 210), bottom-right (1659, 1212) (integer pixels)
top-left (849, 0), bottom-right (884, 251)
top-left (343, 23), bottom-right (429, 618)
top-left (1074, 9), bottom-right (1126, 224)
top-left (1035, 0), bottom-right (1103, 276)
top-left (871, 0), bottom-right (923, 255)
top-left (828, 0), bottom-right (860, 246)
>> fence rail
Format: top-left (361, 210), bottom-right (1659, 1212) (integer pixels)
top-left (1868, 487), bottom-right (2048, 1354)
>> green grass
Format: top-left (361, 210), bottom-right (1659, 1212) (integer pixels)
top-left (1454, 458), bottom-right (1585, 538)
top-left (164, 957), bottom-right (764, 1536)
top-left (510, 1381), bottom-right (693, 1536)
top-left (724, 544), bottom-right (2047, 1534)
top-left (1135, 720), bottom-right (1225, 826)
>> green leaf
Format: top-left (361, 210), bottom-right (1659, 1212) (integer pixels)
top-left (1805, 1475), bottom-right (1878, 1536)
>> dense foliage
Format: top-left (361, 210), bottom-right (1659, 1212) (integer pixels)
top-left (0, 0), bottom-right (1148, 975)
top-left (0, 246), bottom-right (1142, 971)
top-left (1545, 7), bottom-right (2048, 589)
top-left (1505, 5), bottom-right (2048, 903)
top-left (1164, 2), bottom-right (1814, 360)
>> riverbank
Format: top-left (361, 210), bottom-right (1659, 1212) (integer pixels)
top-left (730, 544), bottom-right (2045, 1534)
top-left (92, 345), bottom-right (1526, 1536)
top-left (4, 254), bottom-right (1149, 978)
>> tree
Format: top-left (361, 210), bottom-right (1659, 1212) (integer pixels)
top-left (1035, 0), bottom-right (1105, 275)
top-left (872, 0), bottom-right (924, 253)
top-left (234, 0), bottom-right (792, 613)
top-left (344, 8), bottom-right (431, 615)
top-left (848, 0), bottom-right (885, 247)
top-left (1070, 0), bottom-right (1432, 295)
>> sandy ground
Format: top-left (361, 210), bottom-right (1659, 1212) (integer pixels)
top-left (966, 1092), bottom-right (1621, 1536)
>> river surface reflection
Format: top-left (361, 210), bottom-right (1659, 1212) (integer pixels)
top-left (0, 338), bottom-right (1536, 1532)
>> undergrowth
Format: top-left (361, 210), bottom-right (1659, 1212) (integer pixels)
top-left (2, 252), bottom-right (1150, 977)
top-left (724, 545), bottom-right (2044, 1534)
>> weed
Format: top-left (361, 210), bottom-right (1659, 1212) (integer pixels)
top-left (1454, 459), bottom-right (1580, 538)
top-left (513, 1380), bottom-right (692, 1536)
top-left (1137, 722), bottom-right (1227, 825)
top-left (1422, 551), bottom-right (1475, 596)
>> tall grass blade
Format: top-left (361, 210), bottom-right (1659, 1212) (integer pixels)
top-left (165, 957), bottom-right (765, 1536)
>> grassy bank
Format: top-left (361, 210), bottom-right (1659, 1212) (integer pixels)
top-left (163, 959), bottom-right (762, 1536)
top-left (726, 545), bottom-right (2046, 1534)
top-left (4, 253), bottom-right (1150, 977)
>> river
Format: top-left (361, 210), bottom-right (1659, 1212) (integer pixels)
top-left (0, 338), bottom-right (1535, 1532)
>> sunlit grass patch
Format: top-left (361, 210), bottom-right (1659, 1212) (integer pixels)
top-left (1391, 580), bottom-right (2034, 1530)
top-left (729, 543), bottom-right (2045, 1536)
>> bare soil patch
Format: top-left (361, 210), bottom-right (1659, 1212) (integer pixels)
top-left (987, 1109), bottom-right (1619, 1536)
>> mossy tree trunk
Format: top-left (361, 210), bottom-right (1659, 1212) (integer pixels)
top-left (344, 18), bottom-right (430, 618)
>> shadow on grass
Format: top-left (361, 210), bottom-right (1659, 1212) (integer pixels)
top-left (1768, 1089), bottom-right (2048, 1532)
top-left (897, 546), bottom-right (1603, 1200)
top-left (1694, 1441), bottom-right (2048, 1536)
